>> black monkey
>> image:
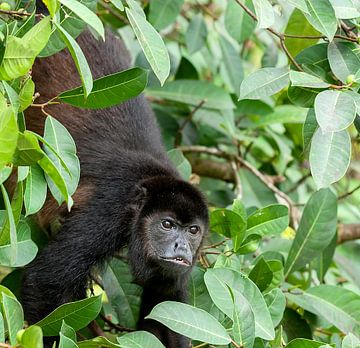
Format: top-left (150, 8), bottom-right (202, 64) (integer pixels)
top-left (21, 8), bottom-right (208, 348)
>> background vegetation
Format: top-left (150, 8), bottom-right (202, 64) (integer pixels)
top-left (0, 0), bottom-right (360, 347)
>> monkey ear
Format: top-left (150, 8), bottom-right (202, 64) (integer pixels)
top-left (131, 184), bottom-right (148, 211)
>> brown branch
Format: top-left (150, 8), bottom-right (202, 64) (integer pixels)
top-left (337, 224), bottom-right (360, 244)
top-left (0, 8), bottom-right (43, 17)
top-left (88, 320), bottom-right (105, 337)
top-left (283, 33), bottom-right (358, 43)
top-left (340, 20), bottom-right (358, 40)
top-left (100, 313), bottom-right (134, 332)
top-left (234, 0), bottom-right (358, 75)
top-left (179, 145), bottom-right (300, 226)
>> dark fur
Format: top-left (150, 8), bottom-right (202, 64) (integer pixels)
top-left (21, 17), bottom-right (208, 348)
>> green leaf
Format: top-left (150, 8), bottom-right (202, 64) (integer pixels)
top-left (310, 128), bottom-right (351, 189)
top-left (126, 7), bottom-right (170, 85)
top-left (78, 336), bottom-right (121, 347)
top-left (3, 81), bottom-right (20, 112)
top-left (288, 0), bottom-right (308, 12)
top-left (110, 0), bottom-right (124, 11)
top-left (0, 166), bottom-right (12, 185)
top-left (40, 0), bottom-right (95, 57)
top-left (0, 107), bottom-right (18, 170)
top-left (185, 13), bottom-right (207, 55)
top-left (264, 288), bottom-right (286, 327)
top-left (313, 233), bottom-right (337, 282)
top-left (328, 41), bottom-right (360, 83)
top-left (38, 153), bottom-right (71, 207)
top-left (315, 90), bottom-right (356, 132)
top-left (290, 70), bottom-right (330, 88)
top-left (210, 209), bottom-right (246, 251)
top-left (125, 0), bottom-right (145, 17)
top-left (236, 234), bottom-right (262, 254)
top-left (13, 131), bottom-right (44, 166)
top-left (284, 188), bottom-right (337, 276)
top-left (285, 9), bottom-right (321, 57)
top-left (59, 334), bottom-right (78, 348)
top-left (0, 218), bottom-right (38, 267)
top-left (146, 301), bottom-right (231, 345)
top-left (102, 259), bottom-right (142, 329)
top-left (286, 339), bottom-right (334, 348)
top-left (304, 0), bottom-right (337, 41)
top-left (117, 331), bottom-right (165, 348)
top-left (204, 268), bottom-right (275, 340)
top-left (0, 17), bottom-right (51, 80)
top-left (0, 312), bottom-right (4, 343)
top-left (59, 320), bottom-right (78, 348)
top-left (24, 164), bottom-right (47, 216)
top-left (342, 333), bottom-right (360, 348)
top-left (21, 325), bottom-right (43, 348)
top-left (0, 185), bottom-right (17, 264)
top-left (149, 0), bottom-right (183, 30)
top-left (58, 67), bottom-right (148, 109)
top-left (230, 288), bottom-right (255, 348)
top-left (59, 0), bottom-right (104, 39)
top-left (167, 149), bottom-right (192, 181)
top-left (0, 181), bottom-right (23, 247)
top-left (253, 0), bottom-right (274, 29)
top-left (2, 293), bottom-right (24, 345)
top-left (55, 23), bottom-right (93, 98)
top-left (248, 257), bottom-right (273, 292)
top-left (224, 0), bottom-right (255, 43)
top-left (247, 204), bottom-right (289, 237)
top-left (303, 108), bottom-right (318, 151)
top-left (36, 296), bottom-right (102, 336)
top-left (286, 285), bottom-right (360, 337)
top-left (248, 105), bottom-right (307, 128)
top-left (147, 80), bottom-right (235, 110)
top-left (220, 35), bottom-right (244, 94)
top-left (240, 67), bottom-right (289, 100)
top-left (19, 78), bottom-right (35, 112)
top-left (329, 0), bottom-right (360, 19)
top-left (43, 116), bottom-right (80, 203)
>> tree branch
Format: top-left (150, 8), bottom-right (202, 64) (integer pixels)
top-left (338, 224), bottom-right (360, 244)
top-left (180, 145), bottom-right (300, 226)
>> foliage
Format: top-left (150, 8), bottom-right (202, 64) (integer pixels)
top-left (0, 0), bottom-right (360, 347)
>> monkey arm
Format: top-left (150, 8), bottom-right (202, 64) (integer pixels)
top-left (21, 190), bottom-right (127, 325)
top-left (137, 279), bottom-right (190, 348)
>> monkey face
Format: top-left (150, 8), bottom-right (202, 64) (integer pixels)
top-left (144, 212), bottom-right (206, 273)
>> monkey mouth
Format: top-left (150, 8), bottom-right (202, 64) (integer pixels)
top-left (160, 256), bottom-right (191, 266)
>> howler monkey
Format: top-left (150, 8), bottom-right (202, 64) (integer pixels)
top-left (21, 6), bottom-right (209, 348)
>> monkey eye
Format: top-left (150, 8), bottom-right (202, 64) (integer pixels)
top-left (161, 219), bottom-right (174, 230)
top-left (189, 225), bottom-right (200, 234)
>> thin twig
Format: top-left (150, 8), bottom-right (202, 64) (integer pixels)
top-left (179, 145), bottom-right (300, 226)
top-left (0, 8), bottom-right (43, 17)
top-left (202, 239), bottom-right (228, 250)
top-left (174, 99), bottom-right (206, 147)
top-left (231, 339), bottom-right (243, 348)
top-left (340, 20), bottom-right (358, 40)
top-left (100, 313), bottom-right (135, 332)
top-left (286, 173), bottom-right (311, 194)
top-left (279, 37), bottom-right (303, 71)
top-left (233, 0), bottom-right (359, 75)
top-left (98, 0), bottom-right (129, 24)
top-left (284, 33), bottom-right (358, 43)
top-left (338, 184), bottom-right (360, 200)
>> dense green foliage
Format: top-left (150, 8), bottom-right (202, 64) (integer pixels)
top-left (1, 0), bottom-right (360, 347)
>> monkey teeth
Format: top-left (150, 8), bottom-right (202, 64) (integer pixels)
top-left (161, 256), bottom-right (190, 266)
